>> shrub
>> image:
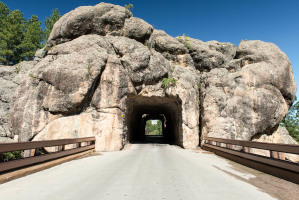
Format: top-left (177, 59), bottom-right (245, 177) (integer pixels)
top-left (15, 65), bottom-right (22, 74)
top-left (178, 33), bottom-right (191, 49)
top-left (162, 75), bottom-right (177, 88)
top-left (0, 151), bottom-right (23, 162)
top-left (125, 4), bottom-right (133, 14)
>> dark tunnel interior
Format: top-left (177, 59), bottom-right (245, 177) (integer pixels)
top-left (126, 95), bottom-right (183, 145)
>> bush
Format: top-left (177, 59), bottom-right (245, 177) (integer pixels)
top-left (177, 33), bottom-right (191, 49)
top-left (125, 4), bottom-right (133, 14)
top-left (0, 151), bottom-right (23, 162)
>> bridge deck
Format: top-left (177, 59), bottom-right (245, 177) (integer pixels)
top-left (0, 144), bottom-right (297, 200)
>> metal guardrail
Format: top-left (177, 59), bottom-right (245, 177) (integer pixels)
top-left (203, 137), bottom-right (299, 184)
top-left (0, 137), bottom-right (96, 173)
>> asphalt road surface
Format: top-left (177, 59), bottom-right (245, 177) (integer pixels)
top-left (0, 144), bottom-right (291, 200)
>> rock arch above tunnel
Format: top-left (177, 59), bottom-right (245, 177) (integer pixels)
top-left (6, 2), bottom-right (297, 151)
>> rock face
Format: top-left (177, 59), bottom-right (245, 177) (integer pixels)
top-left (252, 126), bottom-right (299, 162)
top-left (200, 40), bottom-right (296, 142)
top-left (0, 62), bottom-right (33, 141)
top-left (4, 3), bottom-right (297, 151)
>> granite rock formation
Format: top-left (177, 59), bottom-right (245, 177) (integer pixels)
top-left (2, 3), bottom-right (297, 151)
top-left (0, 61), bottom-right (33, 143)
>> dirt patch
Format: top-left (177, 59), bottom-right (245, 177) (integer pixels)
top-left (214, 157), bottom-right (299, 200)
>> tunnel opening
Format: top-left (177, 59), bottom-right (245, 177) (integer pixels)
top-left (145, 118), bottom-right (164, 136)
top-left (126, 95), bottom-right (183, 146)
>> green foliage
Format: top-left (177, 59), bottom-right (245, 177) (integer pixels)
top-left (29, 73), bottom-right (38, 79)
top-left (15, 64), bottom-right (22, 73)
top-left (0, 7), bottom-right (25, 65)
top-left (19, 15), bottom-right (44, 61)
top-left (0, 151), bottom-right (23, 162)
top-left (145, 120), bottom-right (163, 135)
top-left (178, 33), bottom-right (191, 49)
top-left (0, 2), bottom-right (46, 65)
top-left (87, 65), bottom-right (92, 76)
top-left (280, 97), bottom-right (299, 143)
top-left (125, 4), bottom-right (133, 14)
top-left (0, 2), bottom-right (9, 21)
top-left (162, 74), bottom-right (177, 88)
top-left (44, 8), bottom-right (61, 42)
top-left (44, 44), bottom-right (56, 52)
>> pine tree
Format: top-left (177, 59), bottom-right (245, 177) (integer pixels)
top-left (0, 9), bottom-right (25, 65)
top-left (0, 2), bottom-right (44, 65)
top-left (44, 8), bottom-right (61, 42)
top-left (0, 2), bottom-right (9, 22)
top-left (19, 15), bottom-right (44, 61)
top-left (0, 2), bottom-right (10, 64)
top-left (281, 98), bottom-right (299, 142)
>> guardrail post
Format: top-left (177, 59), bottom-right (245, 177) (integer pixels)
top-left (30, 148), bottom-right (40, 157)
top-left (279, 152), bottom-right (285, 160)
top-left (270, 150), bottom-right (279, 159)
top-left (76, 142), bottom-right (81, 148)
top-left (34, 148), bottom-right (40, 156)
top-left (58, 145), bottom-right (65, 151)
top-left (30, 149), bottom-right (35, 157)
top-left (244, 147), bottom-right (250, 153)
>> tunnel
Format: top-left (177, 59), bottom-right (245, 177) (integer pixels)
top-left (126, 95), bottom-right (183, 146)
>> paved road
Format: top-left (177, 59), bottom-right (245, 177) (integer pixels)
top-left (0, 144), bottom-right (277, 200)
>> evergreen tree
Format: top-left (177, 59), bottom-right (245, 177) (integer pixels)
top-left (44, 8), bottom-right (61, 41)
top-left (19, 15), bottom-right (44, 60)
top-left (0, 9), bottom-right (25, 65)
top-left (281, 98), bottom-right (299, 142)
top-left (0, 2), bottom-right (44, 65)
top-left (0, 2), bottom-right (9, 22)
top-left (0, 2), bottom-right (10, 64)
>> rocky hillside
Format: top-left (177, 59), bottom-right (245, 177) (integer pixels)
top-left (0, 3), bottom-right (296, 152)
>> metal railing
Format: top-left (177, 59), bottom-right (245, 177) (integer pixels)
top-left (0, 137), bottom-right (96, 173)
top-left (203, 137), bottom-right (299, 184)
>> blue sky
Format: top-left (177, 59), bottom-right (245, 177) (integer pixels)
top-left (3, 0), bottom-right (299, 96)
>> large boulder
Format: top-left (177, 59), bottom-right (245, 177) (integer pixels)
top-left (186, 38), bottom-right (236, 71)
top-left (5, 3), bottom-right (297, 151)
top-left (47, 3), bottom-right (132, 45)
top-left (124, 17), bottom-right (153, 43)
top-left (200, 40), bottom-right (296, 142)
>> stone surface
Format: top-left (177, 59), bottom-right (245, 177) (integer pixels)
top-left (187, 38), bottom-right (236, 71)
top-left (0, 62), bottom-right (33, 140)
top-left (124, 17), bottom-right (153, 43)
top-left (3, 3), bottom-right (297, 151)
top-left (0, 136), bottom-right (15, 143)
top-left (200, 40), bottom-right (296, 143)
top-left (252, 126), bottom-right (299, 162)
top-left (47, 3), bottom-right (132, 46)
